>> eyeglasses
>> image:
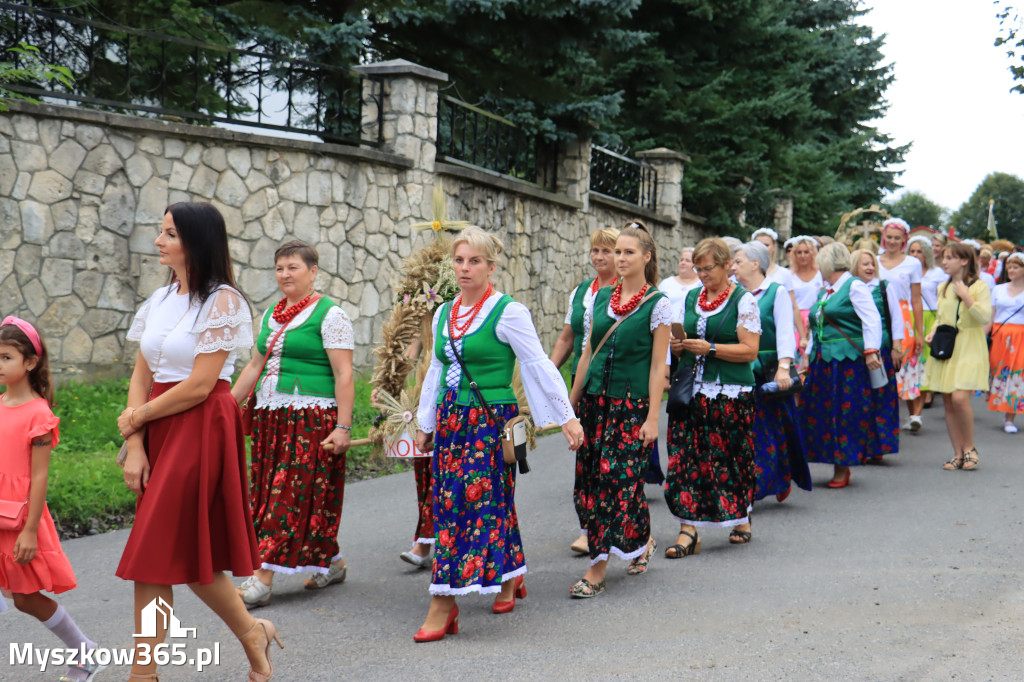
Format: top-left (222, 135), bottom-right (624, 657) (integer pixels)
top-left (694, 265), bottom-right (722, 275)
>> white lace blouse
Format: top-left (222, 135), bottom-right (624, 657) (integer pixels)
top-left (418, 292), bottom-right (576, 433)
top-left (127, 283), bottom-right (253, 383)
top-left (582, 296), bottom-right (673, 346)
top-left (254, 302), bottom-right (355, 411)
top-left (688, 290), bottom-right (762, 399)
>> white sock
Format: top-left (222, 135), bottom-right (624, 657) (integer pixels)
top-left (42, 604), bottom-right (95, 651)
top-left (0, 596), bottom-right (8, 613)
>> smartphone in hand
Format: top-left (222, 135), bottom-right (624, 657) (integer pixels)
top-left (671, 322), bottom-right (686, 340)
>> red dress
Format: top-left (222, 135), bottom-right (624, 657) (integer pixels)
top-left (0, 396), bottom-right (76, 594)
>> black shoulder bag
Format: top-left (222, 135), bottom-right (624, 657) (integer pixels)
top-left (930, 296), bottom-right (960, 361)
top-left (667, 289), bottom-right (740, 414)
top-left (446, 313), bottom-right (530, 474)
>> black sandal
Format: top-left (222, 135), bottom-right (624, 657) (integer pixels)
top-left (664, 530), bottom-right (701, 559)
top-left (729, 528), bottom-right (752, 544)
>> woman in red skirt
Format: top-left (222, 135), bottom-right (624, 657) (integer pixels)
top-left (116, 203), bottom-right (281, 681)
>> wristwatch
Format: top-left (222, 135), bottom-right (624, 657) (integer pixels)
top-left (707, 342), bottom-right (717, 359)
top-left (779, 360), bottom-right (791, 370)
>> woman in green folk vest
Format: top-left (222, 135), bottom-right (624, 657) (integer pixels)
top-left (413, 227), bottom-right (583, 641)
top-left (550, 226), bottom-right (620, 556)
top-left (731, 241), bottom-right (811, 504)
top-left (798, 243), bottom-right (884, 489)
top-left (568, 222), bottom-right (671, 598)
top-left (664, 238), bottom-right (761, 556)
top-left (231, 240), bottom-right (355, 607)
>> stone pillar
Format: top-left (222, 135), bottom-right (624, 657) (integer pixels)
top-left (353, 59), bottom-right (448, 173)
top-left (774, 196), bottom-right (794, 243)
top-left (636, 147), bottom-right (689, 227)
top-left (556, 137), bottom-right (591, 209)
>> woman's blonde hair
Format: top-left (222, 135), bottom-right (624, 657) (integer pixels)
top-left (692, 237), bottom-right (732, 269)
top-left (816, 242), bottom-right (851, 276)
top-left (451, 226), bottom-right (505, 266)
top-left (619, 221), bottom-right (658, 287)
top-left (590, 226), bottom-right (620, 249)
top-left (849, 249), bottom-right (877, 280)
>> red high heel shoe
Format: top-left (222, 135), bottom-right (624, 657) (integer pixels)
top-left (413, 605), bottom-right (459, 643)
top-left (492, 575), bottom-right (526, 614)
top-left (826, 469), bottom-right (851, 489)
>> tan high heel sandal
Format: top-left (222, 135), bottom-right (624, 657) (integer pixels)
top-left (241, 618), bottom-right (284, 682)
top-left (128, 674), bottom-right (160, 680)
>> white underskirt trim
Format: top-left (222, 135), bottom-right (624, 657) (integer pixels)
top-left (428, 565), bottom-right (528, 596)
top-left (579, 528), bottom-right (587, 536)
top-left (414, 537), bottom-right (436, 546)
top-left (673, 515), bottom-right (750, 528)
top-left (261, 551), bottom-right (343, 575)
top-left (590, 543), bottom-right (648, 566)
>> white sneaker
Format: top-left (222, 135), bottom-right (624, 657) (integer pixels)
top-left (909, 416), bottom-right (922, 433)
top-left (1004, 422), bottom-right (1019, 434)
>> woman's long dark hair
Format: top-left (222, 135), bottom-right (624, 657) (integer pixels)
top-left (164, 202), bottom-right (243, 309)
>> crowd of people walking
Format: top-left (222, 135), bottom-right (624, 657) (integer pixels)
top-left (2, 201), bottom-right (1022, 679)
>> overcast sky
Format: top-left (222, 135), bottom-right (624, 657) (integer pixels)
top-left (863, 1), bottom-right (1024, 215)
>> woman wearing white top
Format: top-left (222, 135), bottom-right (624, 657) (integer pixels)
top-left (115, 203), bottom-right (280, 680)
top-left (878, 218), bottom-right (925, 432)
top-left (798, 243), bottom-right (884, 488)
top-left (851, 249), bottom-right (903, 460)
top-left (787, 236), bottom-right (824, 352)
top-left (988, 253), bottom-right (1024, 432)
top-left (909, 236), bottom-right (947, 408)
top-left (413, 227), bottom-right (583, 640)
top-left (732, 241), bottom-right (810, 504)
top-left (753, 228), bottom-right (809, 352)
top-left (231, 240), bottom-right (355, 608)
top-left (658, 246), bottom-right (701, 323)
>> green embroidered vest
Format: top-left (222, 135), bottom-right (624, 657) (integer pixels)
top-left (256, 297), bottom-right (338, 398)
top-left (569, 278), bottom-right (593, 375)
top-left (680, 287), bottom-right (755, 386)
top-left (434, 294), bottom-right (517, 406)
top-left (753, 281), bottom-right (781, 379)
top-left (811, 276), bottom-right (865, 363)
top-left (584, 286), bottom-right (666, 399)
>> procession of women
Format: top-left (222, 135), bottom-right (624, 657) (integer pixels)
top-left (5, 201), bottom-right (1024, 681)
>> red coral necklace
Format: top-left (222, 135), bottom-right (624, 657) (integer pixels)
top-left (450, 283), bottom-right (494, 339)
top-left (698, 286), bottom-right (730, 311)
top-left (610, 282), bottom-right (648, 315)
top-left (273, 292), bottom-right (316, 324)
top-left (591, 275), bottom-right (615, 295)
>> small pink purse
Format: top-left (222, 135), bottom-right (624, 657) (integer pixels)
top-left (0, 499), bottom-right (28, 531)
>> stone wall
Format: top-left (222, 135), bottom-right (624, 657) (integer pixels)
top-left (0, 60), bottom-right (712, 381)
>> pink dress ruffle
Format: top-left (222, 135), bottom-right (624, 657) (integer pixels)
top-left (0, 396), bottom-right (77, 594)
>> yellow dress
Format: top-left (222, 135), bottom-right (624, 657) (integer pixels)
top-left (923, 280), bottom-right (991, 392)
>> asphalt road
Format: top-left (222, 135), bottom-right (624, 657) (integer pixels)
top-left (6, 396), bottom-right (1024, 681)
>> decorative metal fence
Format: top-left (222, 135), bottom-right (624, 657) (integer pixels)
top-left (436, 95), bottom-right (557, 192)
top-left (589, 145), bottom-right (657, 212)
top-left (0, 2), bottom-right (380, 145)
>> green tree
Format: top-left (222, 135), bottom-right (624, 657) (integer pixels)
top-left (951, 172), bottom-right (1024, 243)
top-left (0, 42), bottom-right (74, 111)
top-left (886, 191), bottom-right (948, 229)
top-left (996, 3), bottom-right (1024, 94)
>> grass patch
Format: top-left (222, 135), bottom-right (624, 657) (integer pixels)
top-left (37, 376), bottom-right (407, 537)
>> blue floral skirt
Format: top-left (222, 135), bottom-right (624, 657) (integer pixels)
top-left (430, 390), bottom-right (523, 596)
top-left (574, 393), bottom-right (652, 563)
top-left (871, 351), bottom-right (901, 456)
top-left (752, 393), bottom-right (811, 501)
top-left (800, 355), bottom-right (890, 466)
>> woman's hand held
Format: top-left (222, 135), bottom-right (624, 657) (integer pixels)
top-left (639, 418), bottom-right (658, 447)
top-left (415, 429), bottom-right (433, 454)
top-left (562, 418), bottom-right (584, 451)
top-left (774, 366), bottom-right (792, 391)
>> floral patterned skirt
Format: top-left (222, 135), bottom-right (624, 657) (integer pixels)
top-left (751, 393), bottom-right (811, 501)
top-left (250, 405), bottom-right (345, 574)
top-left (664, 392), bottom-right (757, 527)
top-left (413, 458), bottom-right (434, 544)
top-left (989, 322), bottom-right (1024, 414)
top-left (800, 355), bottom-right (889, 466)
top-left (895, 301), bottom-right (923, 400)
top-left (431, 390), bottom-right (523, 596)
top-left (574, 394), bottom-right (652, 563)
top-left (919, 310), bottom-right (936, 391)
top-left (871, 350), bottom-right (901, 456)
